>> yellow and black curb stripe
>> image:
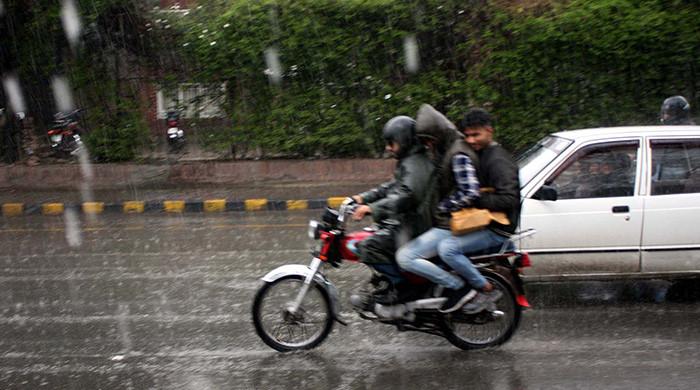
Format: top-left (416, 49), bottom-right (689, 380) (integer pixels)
top-left (1, 197), bottom-right (347, 217)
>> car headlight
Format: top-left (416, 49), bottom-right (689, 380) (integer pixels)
top-left (308, 220), bottom-right (320, 239)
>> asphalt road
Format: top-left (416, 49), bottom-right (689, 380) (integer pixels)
top-left (1, 211), bottom-right (700, 389)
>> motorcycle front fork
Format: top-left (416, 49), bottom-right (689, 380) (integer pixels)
top-left (288, 257), bottom-right (322, 314)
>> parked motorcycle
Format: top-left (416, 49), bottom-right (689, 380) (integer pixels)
top-left (47, 109), bottom-right (83, 157)
top-left (252, 199), bottom-right (535, 352)
top-left (165, 110), bottom-right (185, 152)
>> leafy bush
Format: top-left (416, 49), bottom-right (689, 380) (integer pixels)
top-left (175, 0), bottom-right (699, 155)
top-left (83, 103), bottom-right (149, 162)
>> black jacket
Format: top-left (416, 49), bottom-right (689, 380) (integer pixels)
top-left (360, 144), bottom-right (435, 241)
top-left (475, 143), bottom-right (521, 234)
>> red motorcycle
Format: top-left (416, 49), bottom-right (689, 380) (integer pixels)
top-left (47, 109), bottom-right (83, 157)
top-left (252, 200), bottom-right (535, 352)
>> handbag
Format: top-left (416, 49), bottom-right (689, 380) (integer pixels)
top-left (450, 208), bottom-right (510, 236)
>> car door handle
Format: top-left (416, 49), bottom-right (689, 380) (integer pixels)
top-left (612, 206), bottom-right (630, 213)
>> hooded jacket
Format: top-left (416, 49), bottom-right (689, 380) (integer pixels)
top-left (415, 104), bottom-right (480, 229)
top-left (360, 143), bottom-right (434, 243)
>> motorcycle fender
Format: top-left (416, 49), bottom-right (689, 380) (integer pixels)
top-left (261, 264), bottom-right (344, 325)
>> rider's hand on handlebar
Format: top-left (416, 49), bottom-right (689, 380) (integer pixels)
top-left (352, 195), bottom-right (363, 204)
top-left (352, 205), bottom-right (371, 221)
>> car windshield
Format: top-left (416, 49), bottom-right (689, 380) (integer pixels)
top-left (517, 135), bottom-right (573, 187)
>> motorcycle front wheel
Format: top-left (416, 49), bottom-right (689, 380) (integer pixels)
top-left (440, 273), bottom-right (521, 350)
top-left (252, 275), bottom-right (334, 352)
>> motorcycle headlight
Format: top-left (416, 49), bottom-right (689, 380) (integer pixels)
top-left (308, 220), bottom-right (320, 239)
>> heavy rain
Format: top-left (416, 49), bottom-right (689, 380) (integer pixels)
top-left (1, 1), bottom-right (700, 389)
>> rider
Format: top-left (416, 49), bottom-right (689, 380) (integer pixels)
top-left (660, 95), bottom-right (695, 125)
top-left (395, 104), bottom-right (491, 313)
top-left (350, 115), bottom-right (434, 300)
top-left (439, 108), bottom-right (521, 313)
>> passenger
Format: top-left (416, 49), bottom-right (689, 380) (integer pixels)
top-left (395, 104), bottom-right (487, 313)
top-left (349, 116), bottom-right (434, 300)
top-left (439, 108), bottom-right (521, 313)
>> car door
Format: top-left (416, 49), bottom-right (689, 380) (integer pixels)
top-left (641, 137), bottom-right (700, 273)
top-left (520, 139), bottom-right (643, 279)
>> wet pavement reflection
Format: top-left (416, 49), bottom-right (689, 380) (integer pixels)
top-left (1, 212), bottom-right (699, 389)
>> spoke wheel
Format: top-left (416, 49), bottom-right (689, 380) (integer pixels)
top-left (252, 275), bottom-right (334, 352)
top-left (440, 274), bottom-right (521, 350)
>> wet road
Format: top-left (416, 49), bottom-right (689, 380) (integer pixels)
top-left (1, 211), bottom-right (700, 389)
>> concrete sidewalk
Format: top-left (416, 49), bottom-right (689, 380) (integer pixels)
top-left (0, 181), bottom-right (382, 216)
top-left (0, 159), bottom-right (392, 216)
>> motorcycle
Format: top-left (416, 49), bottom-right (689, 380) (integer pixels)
top-left (47, 109), bottom-right (83, 157)
top-left (165, 110), bottom-right (185, 152)
top-left (252, 199), bottom-right (535, 352)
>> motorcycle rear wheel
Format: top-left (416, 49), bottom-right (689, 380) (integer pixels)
top-left (440, 273), bottom-right (521, 350)
top-left (252, 275), bottom-right (334, 352)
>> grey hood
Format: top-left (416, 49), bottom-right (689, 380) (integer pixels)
top-left (415, 103), bottom-right (462, 156)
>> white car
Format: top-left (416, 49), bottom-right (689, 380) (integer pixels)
top-left (517, 126), bottom-right (700, 282)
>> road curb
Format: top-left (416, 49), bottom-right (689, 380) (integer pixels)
top-left (1, 197), bottom-right (348, 217)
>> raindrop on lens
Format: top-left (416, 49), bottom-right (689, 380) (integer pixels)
top-left (64, 208), bottom-right (83, 248)
top-left (264, 48), bottom-right (283, 85)
top-left (403, 34), bottom-right (420, 74)
top-left (52, 75), bottom-right (76, 113)
top-left (60, 0), bottom-right (83, 48)
top-left (2, 74), bottom-right (27, 113)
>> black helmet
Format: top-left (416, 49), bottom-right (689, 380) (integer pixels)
top-left (660, 95), bottom-right (691, 125)
top-left (382, 115), bottom-right (416, 158)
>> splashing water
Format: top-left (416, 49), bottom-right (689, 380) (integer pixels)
top-left (264, 47), bottom-right (283, 85)
top-left (403, 34), bottom-right (420, 74)
top-left (2, 74), bottom-right (27, 114)
top-left (52, 75), bottom-right (76, 113)
top-left (60, 0), bottom-right (82, 48)
top-left (64, 208), bottom-right (83, 248)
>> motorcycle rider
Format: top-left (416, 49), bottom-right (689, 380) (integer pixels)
top-left (660, 95), bottom-right (695, 125)
top-left (441, 107), bottom-right (521, 313)
top-left (350, 115), bottom-right (434, 302)
top-left (395, 104), bottom-right (492, 313)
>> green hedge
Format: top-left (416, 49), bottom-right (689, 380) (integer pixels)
top-left (176, 0), bottom-right (699, 156)
top-left (482, 0), bottom-right (700, 149)
top-left (7, 0), bottom-right (697, 160)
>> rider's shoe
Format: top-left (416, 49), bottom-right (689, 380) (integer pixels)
top-left (439, 286), bottom-right (477, 313)
top-left (460, 290), bottom-right (503, 314)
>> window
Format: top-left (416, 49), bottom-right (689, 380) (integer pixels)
top-left (546, 142), bottom-right (638, 200)
top-left (650, 139), bottom-right (700, 195)
top-left (517, 135), bottom-right (573, 187)
top-left (156, 83), bottom-right (225, 119)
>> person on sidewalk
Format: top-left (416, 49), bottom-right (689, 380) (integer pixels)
top-left (350, 115), bottom-right (434, 300)
top-left (396, 104), bottom-right (497, 313)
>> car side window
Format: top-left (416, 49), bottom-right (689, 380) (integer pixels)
top-left (650, 139), bottom-right (700, 195)
top-left (545, 142), bottom-right (638, 200)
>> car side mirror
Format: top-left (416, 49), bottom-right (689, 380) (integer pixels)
top-left (533, 185), bottom-right (558, 201)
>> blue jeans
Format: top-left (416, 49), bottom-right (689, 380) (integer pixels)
top-left (437, 228), bottom-right (510, 289)
top-left (396, 227), bottom-right (509, 290)
top-left (368, 263), bottom-right (404, 286)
